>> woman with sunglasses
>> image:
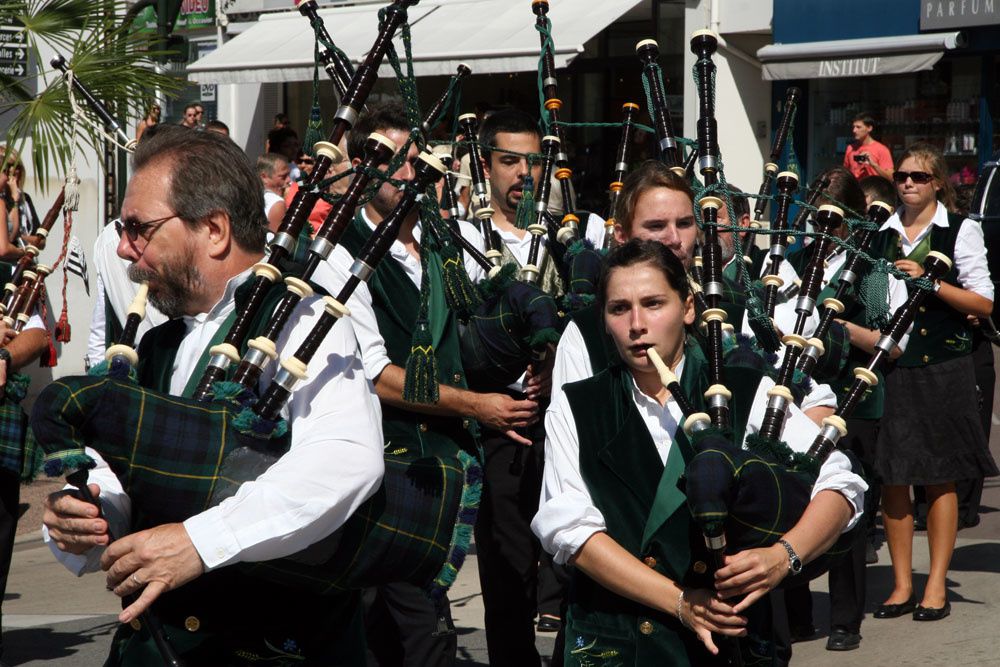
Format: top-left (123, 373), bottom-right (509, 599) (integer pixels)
top-left (0, 151), bottom-right (28, 263)
top-left (533, 239), bottom-right (865, 665)
top-left (872, 143), bottom-right (998, 622)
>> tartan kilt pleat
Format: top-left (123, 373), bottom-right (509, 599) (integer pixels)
top-left (30, 374), bottom-right (481, 596)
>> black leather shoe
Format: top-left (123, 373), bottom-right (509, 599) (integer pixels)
top-left (874, 596), bottom-right (917, 618)
top-left (826, 629), bottom-right (861, 651)
top-left (537, 615), bottom-right (561, 632)
top-left (913, 602), bottom-right (951, 621)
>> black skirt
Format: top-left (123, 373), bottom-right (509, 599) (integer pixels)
top-left (876, 354), bottom-right (999, 486)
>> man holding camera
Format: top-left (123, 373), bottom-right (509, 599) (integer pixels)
top-left (844, 113), bottom-right (894, 180)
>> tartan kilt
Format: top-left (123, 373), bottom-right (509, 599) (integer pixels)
top-left (30, 374), bottom-right (481, 597)
top-left (684, 431), bottom-right (858, 582)
top-left (0, 373), bottom-right (34, 480)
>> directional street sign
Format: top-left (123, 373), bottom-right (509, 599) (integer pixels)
top-left (0, 16), bottom-right (27, 80)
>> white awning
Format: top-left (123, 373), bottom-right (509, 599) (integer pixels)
top-left (189, 0), bottom-right (642, 84)
top-left (757, 32), bottom-right (966, 81)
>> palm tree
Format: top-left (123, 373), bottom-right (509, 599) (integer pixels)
top-left (0, 0), bottom-right (180, 188)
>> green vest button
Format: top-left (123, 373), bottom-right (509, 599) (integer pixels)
top-left (639, 620), bottom-right (654, 635)
top-left (419, 423), bottom-right (429, 433)
top-left (642, 556), bottom-right (657, 568)
top-left (462, 418), bottom-right (471, 429)
top-left (920, 328), bottom-right (928, 336)
top-left (922, 354), bottom-right (930, 363)
top-left (692, 560), bottom-right (708, 574)
top-left (184, 616), bottom-right (201, 632)
top-left (129, 619), bottom-right (142, 631)
top-left (452, 372), bottom-right (462, 383)
top-left (919, 306), bottom-right (926, 313)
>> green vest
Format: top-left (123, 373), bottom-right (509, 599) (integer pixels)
top-left (119, 274), bottom-right (362, 667)
top-left (561, 341), bottom-right (766, 666)
top-left (786, 247), bottom-right (884, 420)
top-left (870, 215), bottom-right (972, 367)
top-left (340, 214), bottom-right (478, 457)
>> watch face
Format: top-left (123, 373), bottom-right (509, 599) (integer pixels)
top-left (791, 558), bottom-right (803, 574)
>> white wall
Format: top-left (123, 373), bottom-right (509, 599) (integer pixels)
top-left (16, 36), bottom-right (106, 400)
top-left (683, 0), bottom-right (772, 197)
top-left (217, 82), bottom-right (281, 155)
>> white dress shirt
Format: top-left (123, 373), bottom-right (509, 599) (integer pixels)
top-left (47, 267), bottom-right (385, 574)
top-left (880, 202), bottom-right (994, 301)
top-left (533, 356), bottom-right (867, 565)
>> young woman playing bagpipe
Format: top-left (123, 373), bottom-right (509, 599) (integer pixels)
top-left (872, 143), bottom-right (998, 622)
top-left (532, 239), bottom-right (866, 666)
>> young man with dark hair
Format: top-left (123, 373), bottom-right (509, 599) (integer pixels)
top-left (344, 101), bottom-right (541, 667)
top-left (844, 113), bottom-right (894, 181)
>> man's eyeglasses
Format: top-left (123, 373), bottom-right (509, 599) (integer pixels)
top-left (114, 214), bottom-right (176, 243)
top-left (297, 157), bottom-right (315, 166)
top-left (893, 171), bottom-right (934, 185)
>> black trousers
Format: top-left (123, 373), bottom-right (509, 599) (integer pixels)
top-left (363, 583), bottom-right (455, 667)
top-left (474, 426), bottom-right (547, 667)
top-left (827, 418), bottom-right (880, 634)
top-left (0, 469), bottom-right (19, 657)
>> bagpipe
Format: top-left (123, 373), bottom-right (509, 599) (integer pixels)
top-left (660, 30), bottom-right (952, 628)
top-left (32, 2), bottom-right (484, 625)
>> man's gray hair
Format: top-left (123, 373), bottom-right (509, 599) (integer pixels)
top-left (132, 125), bottom-right (267, 253)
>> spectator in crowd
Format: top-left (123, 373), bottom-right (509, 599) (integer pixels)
top-left (257, 153), bottom-right (290, 233)
top-left (135, 103), bottom-right (161, 142)
top-left (860, 175), bottom-right (897, 210)
top-left (874, 143), bottom-right (997, 623)
top-left (205, 119), bottom-right (230, 137)
top-left (844, 113), bottom-right (894, 181)
top-left (179, 102), bottom-right (199, 129)
top-left (284, 139), bottom-right (352, 237)
top-left (193, 102), bottom-right (205, 127)
top-left (267, 127), bottom-right (302, 181)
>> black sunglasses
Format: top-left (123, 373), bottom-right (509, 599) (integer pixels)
top-left (893, 170), bottom-right (934, 185)
top-left (114, 214), bottom-right (176, 242)
top-left (297, 157), bottom-right (315, 165)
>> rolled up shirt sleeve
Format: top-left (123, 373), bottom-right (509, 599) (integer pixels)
top-left (184, 299), bottom-right (385, 570)
top-left (955, 218), bottom-right (994, 302)
top-left (532, 392), bottom-right (606, 565)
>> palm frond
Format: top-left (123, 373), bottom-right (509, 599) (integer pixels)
top-left (1, 0), bottom-right (181, 188)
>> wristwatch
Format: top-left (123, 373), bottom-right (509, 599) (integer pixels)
top-left (777, 538), bottom-right (803, 575)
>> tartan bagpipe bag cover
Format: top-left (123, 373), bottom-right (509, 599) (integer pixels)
top-left (30, 367), bottom-right (478, 598)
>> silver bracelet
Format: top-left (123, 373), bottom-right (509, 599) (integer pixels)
top-left (676, 589), bottom-right (690, 629)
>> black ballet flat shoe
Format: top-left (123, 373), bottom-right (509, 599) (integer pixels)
top-left (825, 628), bottom-right (861, 651)
top-left (537, 615), bottom-right (562, 633)
top-left (913, 602), bottom-right (951, 621)
top-left (874, 597), bottom-right (917, 618)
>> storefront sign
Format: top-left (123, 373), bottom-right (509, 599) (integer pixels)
top-left (135, 0), bottom-right (216, 33)
top-left (921, 0), bottom-right (1000, 29)
top-left (763, 52), bottom-right (943, 81)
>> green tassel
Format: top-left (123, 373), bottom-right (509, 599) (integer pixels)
top-left (746, 293), bottom-right (781, 353)
top-left (438, 240), bottom-right (481, 315)
top-left (859, 258), bottom-right (891, 329)
top-left (476, 263), bottom-right (518, 301)
top-left (515, 174), bottom-right (535, 230)
top-left (303, 106), bottom-right (325, 159)
top-left (430, 449), bottom-right (483, 597)
top-left (403, 319), bottom-right (439, 404)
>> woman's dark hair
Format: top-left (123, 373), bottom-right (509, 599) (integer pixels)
top-left (597, 239), bottom-right (690, 311)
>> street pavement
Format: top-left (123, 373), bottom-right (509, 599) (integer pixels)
top-left (4, 363), bottom-right (1000, 664)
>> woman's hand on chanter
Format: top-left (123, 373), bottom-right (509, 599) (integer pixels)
top-left (680, 588), bottom-right (747, 655)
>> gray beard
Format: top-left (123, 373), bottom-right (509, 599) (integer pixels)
top-left (128, 261), bottom-right (202, 319)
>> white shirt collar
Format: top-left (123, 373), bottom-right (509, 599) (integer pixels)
top-left (880, 200), bottom-right (950, 234)
top-left (183, 264), bottom-right (256, 329)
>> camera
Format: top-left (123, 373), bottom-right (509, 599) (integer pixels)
top-left (853, 154), bottom-right (868, 163)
